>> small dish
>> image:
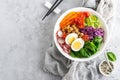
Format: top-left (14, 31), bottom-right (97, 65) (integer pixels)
top-left (99, 60), bottom-right (114, 76)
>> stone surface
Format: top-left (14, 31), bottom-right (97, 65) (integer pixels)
top-left (0, 0), bottom-right (120, 80)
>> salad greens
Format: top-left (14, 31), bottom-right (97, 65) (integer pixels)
top-left (70, 36), bottom-right (103, 58)
top-left (107, 52), bottom-right (117, 62)
top-left (92, 36), bottom-right (103, 48)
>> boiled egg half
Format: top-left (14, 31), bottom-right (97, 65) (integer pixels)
top-left (71, 38), bottom-right (84, 51)
top-left (65, 33), bottom-right (78, 45)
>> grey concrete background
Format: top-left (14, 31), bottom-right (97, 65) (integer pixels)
top-left (0, 0), bottom-right (120, 80)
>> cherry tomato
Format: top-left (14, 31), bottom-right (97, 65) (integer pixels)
top-left (83, 12), bottom-right (90, 18)
top-left (74, 13), bottom-right (85, 29)
top-left (62, 33), bottom-right (67, 39)
top-left (74, 17), bottom-right (80, 25)
top-left (78, 24), bottom-right (84, 29)
top-left (82, 34), bottom-right (89, 41)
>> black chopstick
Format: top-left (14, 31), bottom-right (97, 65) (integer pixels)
top-left (42, 0), bottom-right (58, 20)
top-left (42, 0), bottom-right (63, 20)
top-left (47, 0), bottom-right (63, 16)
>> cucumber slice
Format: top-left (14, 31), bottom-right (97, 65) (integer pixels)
top-left (90, 15), bottom-right (98, 22)
top-left (85, 15), bottom-right (101, 28)
top-left (94, 22), bottom-right (100, 28)
top-left (85, 17), bottom-right (92, 26)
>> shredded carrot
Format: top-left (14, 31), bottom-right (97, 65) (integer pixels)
top-left (60, 12), bottom-right (81, 30)
top-left (60, 12), bottom-right (76, 23)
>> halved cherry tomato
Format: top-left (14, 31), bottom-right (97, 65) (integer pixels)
top-left (61, 33), bottom-right (67, 39)
top-left (74, 17), bottom-right (80, 25)
top-left (74, 12), bottom-right (85, 29)
top-left (83, 12), bottom-right (90, 18)
top-left (82, 34), bottom-right (89, 41)
top-left (78, 24), bottom-right (84, 29)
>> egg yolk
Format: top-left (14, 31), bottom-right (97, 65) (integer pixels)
top-left (68, 37), bottom-right (75, 44)
top-left (73, 41), bottom-right (81, 50)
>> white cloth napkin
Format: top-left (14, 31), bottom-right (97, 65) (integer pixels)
top-left (43, 0), bottom-right (114, 80)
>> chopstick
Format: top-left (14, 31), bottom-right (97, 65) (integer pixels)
top-left (42, 0), bottom-right (63, 20)
top-left (42, 0), bottom-right (58, 20)
top-left (46, 0), bottom-right (63, 16)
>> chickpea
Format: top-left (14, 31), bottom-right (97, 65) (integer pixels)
top-left (66, 27), bottom-right (69, 30)
top-left (72, 25), bottom-right (76, 30)
top-left (80, 33), bottom-right (84, 37)
top-left (69, 27), bottom-right (73, 31)
top-left (72, 30), bottom-right (75, 33)
top-left (61, 24), bottom-right (82, 36)
top-left (75, 28), bottom-right (77, 31)
top-left (76, 32), bottom-right (79, 35)
top-left (68, 30), bottom-right (71, 33)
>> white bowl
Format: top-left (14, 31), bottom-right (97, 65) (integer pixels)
top-left (54, 7), bottom-right (109, 61)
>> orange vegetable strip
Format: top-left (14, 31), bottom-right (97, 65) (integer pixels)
top-left (60, 19), bottom-right (75, 29)
top-left (60, 12), bottom-right (76, 23)
top-left (60, 16), bottom-right (77, 27)
top-left (60, 12), bottom-right (81, 29)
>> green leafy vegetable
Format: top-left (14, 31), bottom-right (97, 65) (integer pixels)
top-left (70, 49), bottom-right (89, 58)
top-left (107, 52), bottom-right (117, 62)
top-left (84, 48), bottom-right (92, 56)
top-left (84, 41), bottom-right (97, 53)
top-left (79, 48), bottom-right (90, 58)
top-left (92, 36), bottom-right (103, 48)
top-left (70, 36), bottom-right (103, 58)
top-left (70, 51), bottom-right (77, 58)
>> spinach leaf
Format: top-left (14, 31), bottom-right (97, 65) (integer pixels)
top-left (79, 48), bottom-right (90, 58)
top-left (84, 41), bottom-right (97, 53)
top-left (70, 50), bottom-right (81, 58)
top-left (107, 52), bottom-right (117, 62)
top-left (70, 51), bottom-right (76, 58)
top-left (70, 36), bottom-right (103, 58)
top-left (92, 36), bottom-right (103, 48)
top-left (84, 48), bottom-right (92, 56)
top-left (70, 48), bottom-right (90, 58)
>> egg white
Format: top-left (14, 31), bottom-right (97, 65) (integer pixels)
top-left (71, 38), bottom-right (84, 51)
top-left (65, 33), bottom-right (78, 45)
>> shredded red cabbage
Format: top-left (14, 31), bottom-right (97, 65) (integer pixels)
top-left (80, 26), bottom-right (104, 40)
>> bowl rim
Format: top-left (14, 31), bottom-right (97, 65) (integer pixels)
top-left (54, 7), bottom-right (109, 61)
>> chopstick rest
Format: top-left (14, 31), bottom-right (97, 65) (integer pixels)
top-left (44, 1), bottom-right (61, 14)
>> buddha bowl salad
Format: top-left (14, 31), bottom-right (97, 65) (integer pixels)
top-left (56, 11), bottom-right (104, 58)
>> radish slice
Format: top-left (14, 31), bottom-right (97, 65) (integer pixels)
top-left (57, 37), bottom-right (65, 44)
top-left (63, 49), bottom-right (70, 53)
top-left (57, 30), bottom-right (62, 37)
top-left (64, 43), bottom-right (70, 49)
top-left (56, 30), bottom-right (63, 38)
top-left (62, 44), bottom-right (70, 53)
top-left (56, 30), bottom-right (70, 54)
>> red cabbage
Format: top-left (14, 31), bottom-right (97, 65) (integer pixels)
top-left (80, 26), bottom-right (104, 40)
